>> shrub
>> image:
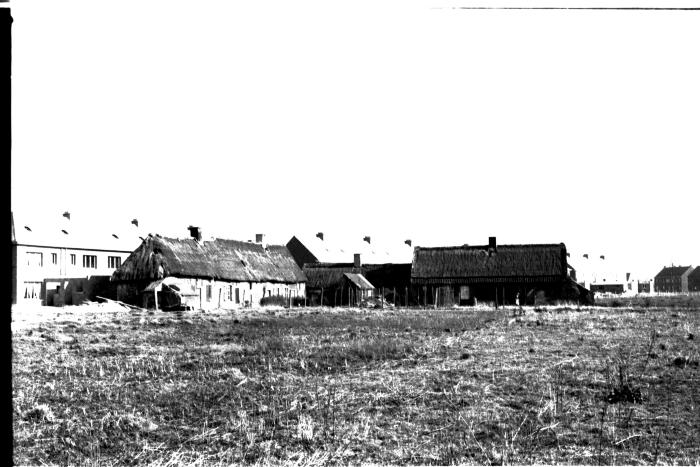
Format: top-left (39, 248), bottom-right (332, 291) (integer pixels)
top-left (292, 296), bottom-right (306, 307)
top-left (259, 295), bottom-right (287, 307)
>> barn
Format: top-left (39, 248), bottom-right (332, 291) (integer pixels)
top-left (287, 233), bottom-right (414, 306)
top-left (411, 237), bottom-right (592, 306)
top-left (112, 228), bottom-right (306, 310)
top-left (303, 260), bottom-right (375, 306)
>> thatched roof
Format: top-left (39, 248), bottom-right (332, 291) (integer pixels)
top-left (655, 266), bottom-right (694, 279)
top-left (112, 235), bottom-right (306, 284)
top-left (303, 262), bottom-right (410, 289)
top-left (302, 263), bottom-right (360, 288)
top-left (411, 243), bottom-right (568, 284)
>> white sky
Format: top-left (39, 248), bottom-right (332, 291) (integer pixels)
top-left (10, 0), bottom-right (700, 280)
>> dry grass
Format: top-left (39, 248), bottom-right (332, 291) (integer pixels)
top-left (12, 303), bottom-right (700, 465)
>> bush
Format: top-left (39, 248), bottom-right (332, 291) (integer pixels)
top-left (291, 296), bottom-right (306, 307)
top-left (259, 295), bottom-right (287, 307)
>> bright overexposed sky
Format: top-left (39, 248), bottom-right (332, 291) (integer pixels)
top-left (9, 0), bottom-right (700, 280)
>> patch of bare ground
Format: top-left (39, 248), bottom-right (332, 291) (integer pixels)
top-left (12, 303), bottom-right (700, 465)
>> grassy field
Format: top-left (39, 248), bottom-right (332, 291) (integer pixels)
top-left (12, 302), bottom-right (700, 465)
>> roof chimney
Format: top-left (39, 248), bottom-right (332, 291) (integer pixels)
top-left (255, 233), bottom-right (265, 244)
top-left (363, 236), bottom-right (371, 244)
top-left (63, 211), bottom-right (71, 220)
top-left (488, 236), bottom-right (497, 250)
top-left (188, 226), bottom-right (202, 241)
top-left (316, 232), bottom-right (324, 241)
top-left (131, 219), bottom-right (139, 227)
top-left (354, 253), bottom-right (361, 268)
top-left (600, 255), bottom-right (605, 260)
top-left (583, 254), bottom-right (589, 259)
top-left (405, 239), bottom-right (412, 247)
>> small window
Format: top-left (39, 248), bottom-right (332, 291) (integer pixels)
top-left (82, 255), bottom-right (97, 268)
top-left (228, 285), bottom-right (233, 301)
top-left (70, 254), bottom-right (76, 265)
top-left (107, 256), bottom-right (122, 268)
top-left (206, 285), bottom-right (212, 301)
top-left (26, 252), bottom-right (43, 267)
top-left (235, 288), bottom-right (240, 304)
top-left (51, 253), bottom-right (58, 264)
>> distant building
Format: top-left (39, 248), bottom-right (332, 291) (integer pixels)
top-left (11, 211), bottom-right (143, 306)
top-left (112, 228), bottom-right (306, 310)
top-left (411, 237), bottom-right (592, 306)
top-left (688, 268), bottom-right (700, 292)
top-left (653, 266), bottom-right (694, 293)
top-left (637, 281), bottom-right (651, 294)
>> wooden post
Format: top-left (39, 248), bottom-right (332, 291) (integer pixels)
top-left (321, 287), bottom-right (324, 307)
top-left (393, 287), bottom-right (396, 306)
top-left (153, 287), bottom-right (159, 311)
top-left (381, 287), bottom-right (384, 309)
top-left (405, 287), bottom-right (408, 307)
top-left (434, 287), bottom-right (438, 309)
top-left (495, 286), bottom-right (498, 309)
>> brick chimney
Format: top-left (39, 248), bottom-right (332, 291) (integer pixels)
top-left (354, 253), bottom-right (361, 268)
top-left (188, 226), bottom-right (202, 241)
top-left (363, 236), bottom-right (371, 244)
top-left (316, 232), bottom-right (324, 241)
top-left (131, 219), bottom-right (139, 227)
top-left (255, 233), bottom-right (265, 244)
top-left (488, 236), bottom-right (497, 251)
top-left (63, 211), bottom-right (71, 220)
top-left (405, 239), bottom-right (412, 247)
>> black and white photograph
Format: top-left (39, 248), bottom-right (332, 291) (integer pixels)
top-left (9, 0), bottom-right (700, 464)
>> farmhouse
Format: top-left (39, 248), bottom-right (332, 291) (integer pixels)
top-left (287, 233), bottom-right (413, 305)
top-left (112, 227), bottom-right (306, 310)
top-left (411, 237), bottom-right (592, 306)
top-left (11, 211), bottom-right (144, 306)
top-left (653, 265), bottom-right (694, 293)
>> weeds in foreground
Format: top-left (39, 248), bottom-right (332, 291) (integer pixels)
top-left (12, 306), bottom-right (700, 465)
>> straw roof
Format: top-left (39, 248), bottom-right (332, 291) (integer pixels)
top-left (302, 263), bottom-right (360, 288)
top-left (112, 235), bottom-right (306, 284)
top-left (412, 243), bottom-right (568, 284)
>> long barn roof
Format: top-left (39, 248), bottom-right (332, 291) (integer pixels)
top-left (112, 235), bottom-right (306, 284)
top-left (411, 243), bottom-right (567, 282)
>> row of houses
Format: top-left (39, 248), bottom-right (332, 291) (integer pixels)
top-left (13, 211), bottom-right (604, 308)
top-left (292, 234), bottom-right (591, 307)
